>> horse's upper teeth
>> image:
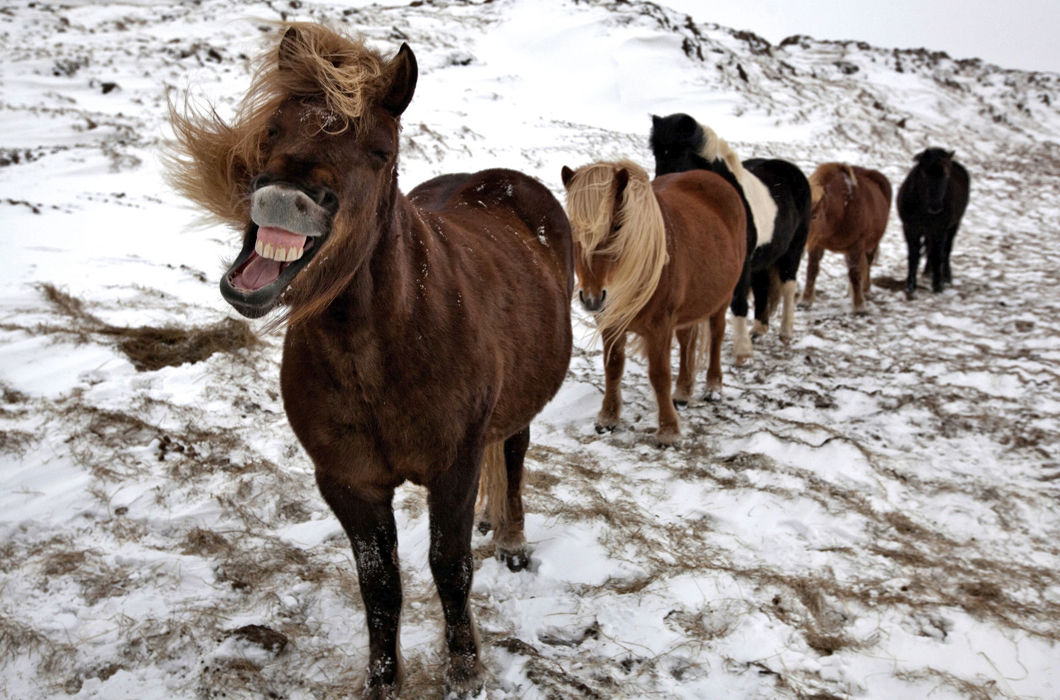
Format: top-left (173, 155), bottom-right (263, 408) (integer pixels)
top-left (255, 236), bottom-right (306, 262)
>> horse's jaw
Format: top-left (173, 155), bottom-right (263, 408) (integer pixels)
top-left (220, 223), bottom-right (330, 319)
top-left (220, 184), bottom-right (335, 319)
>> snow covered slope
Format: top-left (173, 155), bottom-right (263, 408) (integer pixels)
top-left (1, 1), bottom-right (1059, 698)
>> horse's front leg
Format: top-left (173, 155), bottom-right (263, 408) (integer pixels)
top-left (926, 230), bottom-right (946, 293)
top-left (316, 473), bottom-right (403, 699)
top-left (904, 228), bottom-right (922, 299)
top-left (942, 224), bottom-right (958, 284)
top-left (428, 444), bottom-right (485, 697)
top-left (597, 328), bottom-right (626, 432)
top-left (644, 325), bottom-right (680, 445)
top-left (673, 325), bottom-right (698, 407)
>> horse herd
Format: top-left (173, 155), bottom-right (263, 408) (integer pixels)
top-left (168, 26), bottom-right (971, 698)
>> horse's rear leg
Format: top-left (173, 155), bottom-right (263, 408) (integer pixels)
top-left (491, 427), bottom-right (531, 571)
top-left (673, 325), bottom-right (698, 407)
top-left (597, 328), bottom-right (626, 432)
top-left (799, 246), bottom-right (824, 308)
top-left (774, 236), bottom-right (804, 343)
top-left (846, 248), bottom-right (868, 314)
top-left (730, 275), bottom-right (753, 365)
top-left (704, 308), bottom-right (726, 401)
top-left (750, 268), bottom-right (772, 339)
top-left (645, 326), bottom-right (680, 445)
top-left (427, 447), bottom-right (485, 696)
top-left (316, 474), bottom-right (403, 698)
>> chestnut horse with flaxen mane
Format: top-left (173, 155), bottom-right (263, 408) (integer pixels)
top-left (561, 160), bottom-right (745, 445)
top-left (168, 23), bottom-right (573, 699)
top-left (800, 163), bottom-right (891, 314)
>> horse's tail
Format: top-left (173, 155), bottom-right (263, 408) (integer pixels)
top-left (477, 441), bottom-right (508, 530)
top-left (841, 164), bottom-right (857, 197)
top-left (695, 318), bottom-right (713, 373)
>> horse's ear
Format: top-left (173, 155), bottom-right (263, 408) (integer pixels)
top-left (382, 43), bottom-right (418, 117)
top-left (278, 26), bottom-right (301, 72)
top-left (677, 113), bottom-right (698, 137)
top-left (913, 151), bottom-right (924, 162)
top-left (614, 168), bottom-right (629, 201)
top-left (561, 165), bottom-right (575, 189)
top-left (947, 150), bottom-right (955, 159)
top-left (651, 114), bottom-right (660, 127)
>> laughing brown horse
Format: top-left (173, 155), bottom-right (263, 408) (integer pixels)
top-left (800, 163), bottom-right (892, 314)
top-left (168, 24), bottom-right (573, 698)
top-left (561, 160), bottom-right (745, 445)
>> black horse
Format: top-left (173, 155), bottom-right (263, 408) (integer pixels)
top-left (897, 148), bottom-right (970, 297)
top-left (650, 113), bottom-right (810, 361)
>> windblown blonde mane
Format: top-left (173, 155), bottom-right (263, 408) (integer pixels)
top-left (166, 22), bottom-right (392, 229)
top-left (564, 160), bottom-right (668, 336)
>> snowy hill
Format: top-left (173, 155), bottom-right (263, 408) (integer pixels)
top-left (1, 1), bottom-right (1059, 698)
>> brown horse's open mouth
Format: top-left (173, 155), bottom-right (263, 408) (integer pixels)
top-left (220, 224), bottom-right (327, 318)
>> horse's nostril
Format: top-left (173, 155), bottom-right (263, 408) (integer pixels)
top-left (250, 173), bottom-right (272, 191)
top-left (317, 188), bottom-right (339, 212)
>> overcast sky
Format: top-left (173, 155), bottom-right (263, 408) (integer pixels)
top-left (657, 0), bottom-right (1058, 73)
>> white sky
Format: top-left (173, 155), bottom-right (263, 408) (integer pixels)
top-left (657, 0), bottom-right (1058, 73)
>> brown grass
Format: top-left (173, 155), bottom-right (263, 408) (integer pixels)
top-left (34, 283), bottom-right (258, 371)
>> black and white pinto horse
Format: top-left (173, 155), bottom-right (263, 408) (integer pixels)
top-left (897, 148), bottom-right (970, 297)
top-left (650, 113), bottom-right (811, 364)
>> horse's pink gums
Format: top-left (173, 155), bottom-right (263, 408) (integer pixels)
top-left (257, 226), bottom-right (308, 249)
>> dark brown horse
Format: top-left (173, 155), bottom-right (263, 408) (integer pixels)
top-left (800, 163), bottom-right (892, 314)
top-left (561, 160), bottom-right (745, 445)
top-left (898, 148), bottom-right (970, 297)
top-left (168, 24), bottom-right (573, 698)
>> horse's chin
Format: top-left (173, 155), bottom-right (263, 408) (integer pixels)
top-left (220, 224), bottom-right (328, 319)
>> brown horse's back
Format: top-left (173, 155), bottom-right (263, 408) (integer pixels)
top-left (808, 163), bottom-right (891, 253)
top-left (410, 169), bottom-right (574, 443)
top-left (646, 170), bottom-right (746, 328)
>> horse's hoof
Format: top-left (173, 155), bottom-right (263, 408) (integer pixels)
top-left (797, 299), bottom-right (812, 310)
top-left (476, 519), bottom-right (493, 536)
top-left (905, 290), bottom-right (916, 300)
top-left (363, 682), bottom-right (399, 700)
top-left (672, 398), bottom-right (688, 409)
top-left (854, 308), bottom-right (870, 317)
top-left (594, 422), bottom-right (616, 434)
top-left (703, 387), bottom-right (722, 402)
top-left (779, 334), bottom-right (792, 345)
top-left (656, 429), bottom-right (680, 447)
top-left (498, 547), bottom-right (531, 572)
top-left (444, 654), bottom-right (485, 699)
top-left (734, 354), bottom-right (751, 366)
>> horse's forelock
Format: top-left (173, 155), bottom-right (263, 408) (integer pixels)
top-left (566, 161), bottom-right (667, 337)
top-left (167, 23), bottom-right (392, 230)
top-left (255, 23), bottom-right (391, 134)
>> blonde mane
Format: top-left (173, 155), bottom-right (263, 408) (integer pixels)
top-left (166, 23), bottom-right (392, 229)
top-left (698, 124), bottom-right (778, 246)
top-left (564, 160), bottom-right (668, 336)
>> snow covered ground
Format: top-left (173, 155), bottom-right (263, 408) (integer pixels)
top-left (1, 0), bottom-right (1059, 698)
